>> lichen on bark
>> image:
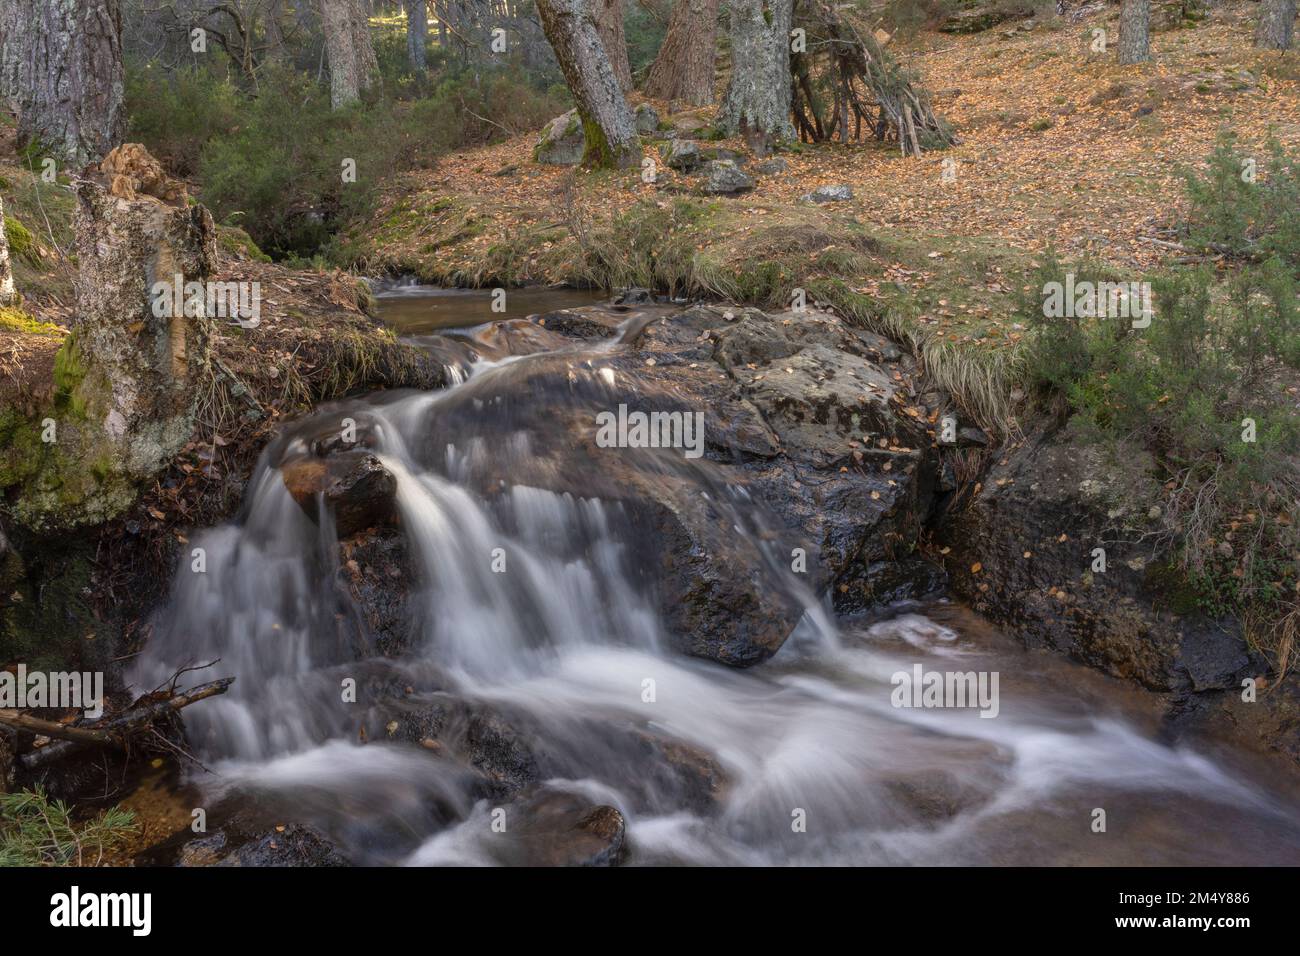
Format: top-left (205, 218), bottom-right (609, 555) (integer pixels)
top-left (1, 146), bottom-right (217, 531)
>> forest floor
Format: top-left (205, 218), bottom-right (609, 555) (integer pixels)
top-left (346, 1), bottom-right (1300, 431)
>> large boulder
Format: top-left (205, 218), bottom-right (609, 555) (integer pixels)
top-left (699, 159), bottom-right (755, 195)
top-left (533, 109), bottom-right (585, 165)
top-left (405, 302), bottom-right (943, 666)
top-left (935, 421), bottom-right (1262, 694)
top-left (934, 420), bottom-right (1298, 767)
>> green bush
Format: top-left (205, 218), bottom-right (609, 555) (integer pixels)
top-left (1183, 135), bottom-right (1300, 269)
top-left (125, 62), bottom-right (242, 178)
top-left (0, 788), bottom-right (137, 866)
top-left (1024, 142), bottom-right (1300, 659)
top-left (127, 60), bottom-right (568, 259)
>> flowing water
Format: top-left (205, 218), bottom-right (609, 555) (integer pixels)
top-left (131, 298), bottom-right (1300, 866)
top-left (372, 280), bottom-right (607, 334)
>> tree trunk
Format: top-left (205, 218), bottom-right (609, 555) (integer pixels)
top-left (1117, 0), bottom-right (1151, 64)
top-left (719, 0), bottom-right (795, 155)
top-left (594, 0), bottom-right (633, 92)
top-left (0, 0), bottom-right (125, 168)
top-left (0, 195), bottom-right (14, 308)
top-left (406, 0), bottom-right (429, 70)
top-left (643, 0), bottom-right (719, 106)
top-left (265, 0), bottom-right (292, 61)
top-left (72, 144), bottom-right (217, 482)
top-left (1255, 0), bottom-right (1296, 50)
top-left (536, 0), bottom-right (641, 168)
top-left (321, 0), bottom-right (379, 108)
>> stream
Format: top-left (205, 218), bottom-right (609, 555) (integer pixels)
top-left (129, 289), bottom-right (1300, 866)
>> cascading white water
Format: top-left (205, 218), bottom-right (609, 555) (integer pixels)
top-left (132, 336), bottom-right (1300, 867)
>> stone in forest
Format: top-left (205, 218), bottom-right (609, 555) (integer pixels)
top-left (634, 102), bottom-right (660, 134)
top-left (755, 157), bottom-right (790, 175)
top-left (699, 159), bottom-right (755, 195)
top-left (803, 184), bottom-right (854, 204)
top-left (662, 139), bottom-right (701, 172)
top-left (533, 109), bottom-right (586, 165)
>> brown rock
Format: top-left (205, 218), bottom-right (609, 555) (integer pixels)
top-left (281, 451), bottom-right (397, 538)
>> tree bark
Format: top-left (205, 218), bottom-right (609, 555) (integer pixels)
top-left (0, 195), bottom-right (14, 309)
top-left (643, 0), bottom-right (719, 106)
top-left (406, 0), bottom-right (429, 70)
top-left (1117, 0), bottom-right (1151, 64)
top-left (594, 0), bottom-right (633, 92)
top-left (0, 0), bottom-right (125, 168)
top-left (265, 0), bottom-right (292, 61)
top-left (536, 0), bottom-right (641, 168)
top-left (719, 0), bottom-right (795, 154)
top-left (71, 144), bottom-right (217, 482)
top-left (321, 0), bottom-right (379, 108)
top-left (1255, 0), bottom-right (1296, 50)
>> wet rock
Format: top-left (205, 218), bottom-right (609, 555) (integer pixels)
top-left (171, 824), bottom-right (350, 867)
top-left (935, 422), bottom-right (1265, 695)
top-left (1165, 676), bottom-right (1300, 768)
top-left (614, 287), bottom-right (654, 305)
top-left (634, 102), bottom-right (660, 134)
top-left (882, 767), bottom-right (996, 823)
top-left (281, 451), bottom-right (397, 538)
top-left (341, 528), bottom-right (414, 655)
top-left (369, 693), bottom-right (542, 796)
top-left (662, 139), bottom-right (701, 172)
top-left (802, 184), bottom-right (854, 204)
top-left (531, 308), bottom-right (622, 339)
top-left (632, 731), bottom-right (729, 813)
top-left (699, 159), bottom-right (755, 195)
top-left (495, 789), bottom-right (625, 866)
top-left (533, 109), bottom-right (585, 165)
top-left (220, 824), bottom-right (351, 867)
top-left (409, 301), bottom-right (943, 667)
top-left (834, 557), bottom-right (948, 616)
top-left (1180, 627), bottom-right (1253, 693)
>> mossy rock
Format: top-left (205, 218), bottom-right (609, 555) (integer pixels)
top-left (533, 109), bottom-right (585, 166)
top-left (217, 225), bottom-right (271, 262)
top-left (4, 215), bottom-right (36, 263)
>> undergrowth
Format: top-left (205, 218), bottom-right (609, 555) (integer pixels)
top-left (1023, 138), bottom-right (1300, 674)
top-left (0, 788), bottom-right (137, 867)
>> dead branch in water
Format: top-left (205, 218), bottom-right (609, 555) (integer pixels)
top-left (2, 677), bottom-right (235, 773)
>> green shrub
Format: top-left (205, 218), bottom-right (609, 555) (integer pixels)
top-left (127, 59), bottom-right (568, 260)
top-left (0, 788), bottom-right (137, 866)
top-left (1183, 135), bottom-right (1300, 268)
top-left (1024, 139), bottom-right (1300, 663)
top-left (125, 62), bottom-right (242, 178)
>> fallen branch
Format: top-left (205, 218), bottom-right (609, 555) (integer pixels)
top-left (6, 678), bottom-right (235, 772)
